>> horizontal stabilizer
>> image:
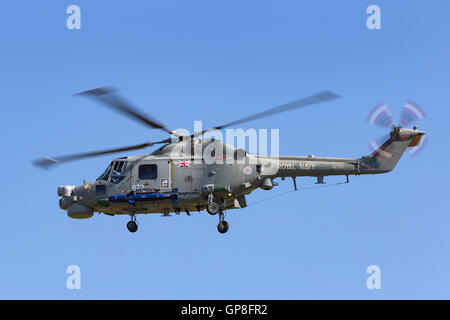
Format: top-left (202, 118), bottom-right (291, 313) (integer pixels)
top-left (408, 133), bottom-right (424, 147)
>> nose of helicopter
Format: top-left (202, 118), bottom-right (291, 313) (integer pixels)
top-left (57, 184), bottom-right (95, 219)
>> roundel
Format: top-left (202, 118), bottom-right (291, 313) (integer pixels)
top-left (243, 166), bottom-right (253, 175)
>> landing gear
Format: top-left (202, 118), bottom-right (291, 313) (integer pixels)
top-left (217, 220), bottom-right (229, 234)
top-left (207, 202), bottom-right (219, 215)
top-left (217, 210), bottom-right (229, 234)
top-left (206, 193), bottom-right (229, 233)
top-left (127, 221), bottom-right (138, 232)
top-left (207, 193), bottom-right (220, 215)
top-left (127, 215), bottom-right (138, 233)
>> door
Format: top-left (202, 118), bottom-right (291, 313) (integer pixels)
top-left (132, 159), bottom-right (171, 192)
top-left (173, 159), bottom-right (204, 193)
top-left (204, 162), bottom-right (232, 188)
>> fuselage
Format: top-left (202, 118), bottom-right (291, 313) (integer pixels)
top-left (57, 128), bottom-right (425, 219)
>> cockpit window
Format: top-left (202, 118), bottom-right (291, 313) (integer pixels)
top-left (97, 162), bottom-right (112, 181)
top-left (110, 161), bottom-right (126, 184)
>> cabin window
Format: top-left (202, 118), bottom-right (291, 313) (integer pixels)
top-left (139, 164), bottom-right (157, 180)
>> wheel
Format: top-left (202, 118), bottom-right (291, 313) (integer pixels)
top-left (207, 202), bottom-right (220, 215)
top-left (217, 221), bottom-right (229, 234)
top-left (127, 220), bottom-right (138, 233)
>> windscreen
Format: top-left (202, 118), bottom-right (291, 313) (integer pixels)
top-left (97, 162), bottom-right (112, 181)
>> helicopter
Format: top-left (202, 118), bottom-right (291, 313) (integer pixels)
top-left (34, 87), bottom-right (426, 234)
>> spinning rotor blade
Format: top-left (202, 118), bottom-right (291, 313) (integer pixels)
top-left (33, 138), bottom-right (171, 169)
top-left (77, 87), bottom-right (178, 136)
top-left (366, 102), bottom-right (394, 128)
top-left (399, 100), bottom-right (426, 127)
top-left (192, 90), bottom-right (340, 138)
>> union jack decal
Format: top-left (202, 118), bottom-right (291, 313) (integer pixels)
top-left (176, 160), bottom-right (192, 168)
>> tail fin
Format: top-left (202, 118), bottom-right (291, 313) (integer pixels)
top-left (361, 127), bottom-right (426, 173)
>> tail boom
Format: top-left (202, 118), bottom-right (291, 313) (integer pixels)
top-left (266, 127), bottom-right (425, 180)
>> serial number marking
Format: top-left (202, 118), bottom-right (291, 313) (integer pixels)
top-left (131, 184), bottom-right (145, 191)
top-left (333, 163), bottom-right (344, 169)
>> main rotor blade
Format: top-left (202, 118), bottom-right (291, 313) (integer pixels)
top-left (192, 90), bottom-right (340, 138)
top-left (77, 87), bottom-right (177, 136)
top-left (33, 139), bottom-right (171, 169)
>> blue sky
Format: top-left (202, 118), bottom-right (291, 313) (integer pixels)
top-left (1, 0), bottom-right (449, 299)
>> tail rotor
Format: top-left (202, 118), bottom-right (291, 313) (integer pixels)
top-left (366, 100), bottom-right (428, 158)
top-left (366, 102), bottom-right (394, 128)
